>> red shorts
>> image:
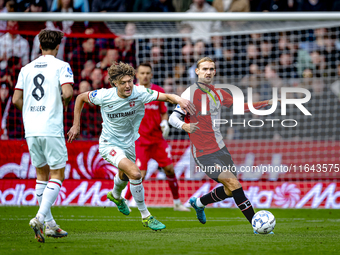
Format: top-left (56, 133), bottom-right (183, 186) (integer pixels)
top-left (135, 139), bottom-right (173, 170)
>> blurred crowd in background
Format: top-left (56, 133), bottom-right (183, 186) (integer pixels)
top-left (0, 0), bottom-right (339, 141)
top-left (1, 0), bottom-right (340, 14)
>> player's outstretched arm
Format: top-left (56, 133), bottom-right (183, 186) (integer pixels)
top-left (67, 92), bottom-right (90, 143)
top-left (12, 90), bottom-right (24, 111)
top-left (169, 111), bottom-right (200, 134)
top-left (157, 92), bottom-right (195, 115)
top-left (243, 98), bottom-right (280, 112)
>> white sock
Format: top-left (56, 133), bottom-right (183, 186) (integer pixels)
top-left (196, 197), bottom-right (204, 208)
top-left (37, 179), bottom-right (62, 222)
top-left (129, 178), bottom-right (150, 218)
top-left (173, 198), bottom-right (181, 205)
top-left (112, 174), bottom-right (128, 200)
top-left (36, 180), bottom-right (54, 222)
top-left (46, 220), bottom-right (56, 227)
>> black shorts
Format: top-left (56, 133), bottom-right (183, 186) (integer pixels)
top-left (194, 146), bottom-right (237, 182)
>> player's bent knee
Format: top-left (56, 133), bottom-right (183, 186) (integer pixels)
top-left (129, 171), bottom-right (142, 180)
top-left (218, 175), bottom-right (241, 191)
top-left (163, 164), bottom-right (175, 175)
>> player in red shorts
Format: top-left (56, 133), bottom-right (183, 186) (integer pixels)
top-left (125, 62), bottom-right (189, 211)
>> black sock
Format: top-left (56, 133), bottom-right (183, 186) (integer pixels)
top-left (200, 186), bottom-right (231, 206)
top-left (232, 187), bottom-right (255, 224)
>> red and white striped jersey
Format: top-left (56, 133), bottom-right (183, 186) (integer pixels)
top-left (135, 83), bottom-right (167, 144)
top-left (174, 83), bottom-right (269, 158)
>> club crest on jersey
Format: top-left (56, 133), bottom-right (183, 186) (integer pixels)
top-left (146, 88), bottom-right (154, 94)
top-left (67, 67), bottom-right (73, 75)
top-left (91, 90), bottom-right (97, 97)
top-left (129, 101), bottom-right (135, 107)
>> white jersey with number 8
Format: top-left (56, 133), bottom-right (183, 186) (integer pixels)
top-left (15, 55), bottom-right (74, 138)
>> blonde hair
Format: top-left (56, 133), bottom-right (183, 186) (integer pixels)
top-left (197, 57), bottom-right (215, 69)
top-left (107, 62), bottom-right (136, 87)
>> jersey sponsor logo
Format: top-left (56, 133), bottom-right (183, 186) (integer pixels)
top-left (146, 88), bottom-right (154, 94)
top-left (91, 90), bottom-right (97, 97)
top-left (145, 104), bottom-right (159, 110)
top-left (67, 67), bottom-right (73, 75)
top-left (129, 101), bottom-right (135, 107)
top-left (107, 110), bottom-right (136, 118)
top-left (34, 63), bottom-right (47, 68)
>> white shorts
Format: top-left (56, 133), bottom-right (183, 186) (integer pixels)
top-left (99, 144), bottom-right (136, 169)
top-left (26, 136), bottom-right (68, 169)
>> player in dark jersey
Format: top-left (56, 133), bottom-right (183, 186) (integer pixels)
top-left (125, 62), bottom-right (189, 211)
top-left (169, 57), bottom-right (275, 234)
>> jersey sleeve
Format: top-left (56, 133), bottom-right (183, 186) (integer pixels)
top-left (174, 88), bottom-right (190, 116)
top-left (15, 69), bottom-right (24, 91)
top-left (220, 89), bottom-right (233, 108)
top-left (137, 86), bottom-right (159, 104)
top-left (59, 63), bottom-right (74, 86)
top-left (220, 89), bottom-right (269, 111)
top-left (88, 89), bottom-right (104, 106)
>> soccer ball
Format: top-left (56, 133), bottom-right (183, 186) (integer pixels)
top-left (252, 210), bottom-right (276, 234)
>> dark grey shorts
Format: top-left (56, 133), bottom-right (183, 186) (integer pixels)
top-left (194, 146), bottom-right (237, 182)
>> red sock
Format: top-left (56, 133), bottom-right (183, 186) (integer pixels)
top-left (125, 184), bottom-right (132, 200)
top-left (166, 174), bottom-right (179, 199)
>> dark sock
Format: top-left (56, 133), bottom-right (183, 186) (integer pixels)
top-left (200, 186), bottom-right (231, 206)
top-left (166, 174), bottom-right (179, 199)
top-left (232, 187), bottom-right (255, 224)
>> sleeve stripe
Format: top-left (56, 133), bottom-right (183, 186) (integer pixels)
top-left (14, 88), bottom-right (23, 91)
top-left (174, 110), bottom-right (185, 116)
top-left (61, 82), bottom-right (74, 86)
top-left (87, 91), bottom-right (93, 105)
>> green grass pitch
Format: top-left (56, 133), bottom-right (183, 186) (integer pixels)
top-left (0, 206), bottom-right (339, 255)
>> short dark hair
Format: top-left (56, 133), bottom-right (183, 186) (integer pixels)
top-left (38, 29), bottom-right (64, 51)
top-left (107, 62), bottom-right (136, 87)
top-left (137, 62), bottom-right (152, 72)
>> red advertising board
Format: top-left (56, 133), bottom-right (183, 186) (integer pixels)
top-left (0, 179), bottom-right (339, 208)
top-left (1, 140), bottom-right (339, 181)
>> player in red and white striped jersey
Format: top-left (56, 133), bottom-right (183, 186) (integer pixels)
top-left (126, 62), bottom-right (189, 211)
top-left (169, 57), bottom-right (275, 231)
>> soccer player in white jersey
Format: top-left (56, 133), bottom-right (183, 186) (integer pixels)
top-left (12, 30), bottom-right (73, 242)
top-left (169, 57), bottom-right (275, 234)
top-left (67, 62), bottom-right (195, 231)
